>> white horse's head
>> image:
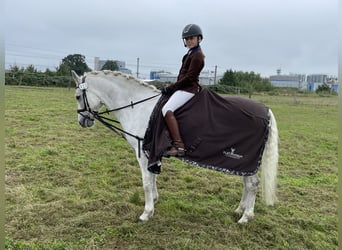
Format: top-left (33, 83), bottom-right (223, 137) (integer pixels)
top-left (72, 70), bottom-right (103, 128)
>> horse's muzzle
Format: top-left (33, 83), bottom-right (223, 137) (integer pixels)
top-left (78, 112), bottom-right (95, 128)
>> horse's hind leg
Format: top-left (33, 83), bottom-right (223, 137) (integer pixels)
top-left (235, 177), bottom-right (248, 214)
top-left (237, 174), bottom-right (259, 224)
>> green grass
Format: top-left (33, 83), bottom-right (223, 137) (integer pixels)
top-left (5, 86), bottom-right (337, 249)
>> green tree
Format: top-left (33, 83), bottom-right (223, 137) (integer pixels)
top-left (218, 69), bottom-right (236, 86)
top-left (316, 83), bottom-right (331, 93)
top-left (44, 68), bottom-right (56, 76)
top-left (56, 54), bottom-right (91, 76)
top-left (5, 65), bottom-right (24, 85)
top-left (101, 60), bottom-right (119, 71)
top-left (9, 65), bottom-right (24, 74)
top-left (210, 69), bottom-right (273, 94)
top-left (24, 64), bottom-right (38, 74)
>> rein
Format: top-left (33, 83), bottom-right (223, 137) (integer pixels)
top-left (76, 81), bottom-right (160, 157)
top-left (97, 93), bottom-right (161, 114)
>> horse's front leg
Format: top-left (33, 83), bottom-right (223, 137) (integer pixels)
top-left (137, 155), bottom-right (158, 221)
top-left (151, 172), bottom-right (159, 203)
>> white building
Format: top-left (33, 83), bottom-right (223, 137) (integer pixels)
top-left (270, 71), bottom-right (338, 92)
top-left (269, 74), bottom-right (306, 89)
top-left (149, 70), bottom-right (222, 85)
top-left (306, 74), bottom-right (328, 92)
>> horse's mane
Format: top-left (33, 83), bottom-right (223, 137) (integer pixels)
top-left (86, 70), bottom-right (160, 93)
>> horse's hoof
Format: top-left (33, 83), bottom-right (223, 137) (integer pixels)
top-left (137, 213), bottom-right (151, 222)
top-left (135, 218), bottom-right (144, 223)
top-left (238, 213), bottom-right (254, 224)
top-left (235, 207), bottom-right (244, 214)
top-left (238, 218), bottom-right (248, 224)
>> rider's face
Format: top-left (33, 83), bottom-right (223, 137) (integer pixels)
top-left (184, 36), bottom-right (201, 49)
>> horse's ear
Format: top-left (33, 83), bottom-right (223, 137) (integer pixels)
top-left (71, 70), bottom-right (81, 86)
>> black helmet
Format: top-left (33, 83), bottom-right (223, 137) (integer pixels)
top-left (182, 24), bottom-right (203, 39)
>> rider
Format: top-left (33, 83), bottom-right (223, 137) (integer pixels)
top-left (161, 24), bottom-right (205, 157)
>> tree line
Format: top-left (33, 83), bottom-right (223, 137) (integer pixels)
top-left (5, 54), bottom-right (118, 87)
top-left (208, 69), bottom-right (274, 94)
top-left (10, 53), bottom-right (326, 95)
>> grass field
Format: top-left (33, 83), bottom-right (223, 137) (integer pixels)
top-left (5, 86), bottom-right (338, 249)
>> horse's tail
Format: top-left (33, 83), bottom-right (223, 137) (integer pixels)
top-left (260, 109), bottom-right (278, 206)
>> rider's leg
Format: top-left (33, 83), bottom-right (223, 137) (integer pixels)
top-left (147, 90), bottom-right (194, 174)
top-left (162, 90), bottom-right (194, 156)
top-left (164, 110), bottom-right (185, 156)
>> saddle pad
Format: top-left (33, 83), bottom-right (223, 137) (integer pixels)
top-left (143, 88), bottom-right (269, 176)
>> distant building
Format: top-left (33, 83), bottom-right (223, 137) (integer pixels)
top-left (306, 74), bottom-right (328, 92)
top-left (326, 75), bottom-right (338, 93)
top-left (269, 74), bottom-right (306, 89)
top-left (150, 70), bottom-right (173, 81)
top-left (149, 70), bottom-right (222, 85)
top-left (269, 70), bottom-right (338, 93)
top-left (331, 84), bottom-right (339, 92)
top-left (94, 57), bottom-right (132, 74)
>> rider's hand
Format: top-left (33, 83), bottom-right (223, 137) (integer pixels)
top-left (161, 86), bottom-right (171, 95)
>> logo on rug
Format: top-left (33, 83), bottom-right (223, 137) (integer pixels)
top-left (223, 148), bottom-right (243, 159)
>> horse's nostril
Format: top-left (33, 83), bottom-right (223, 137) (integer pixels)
top-left (79, 119), bottom-right (86, 127)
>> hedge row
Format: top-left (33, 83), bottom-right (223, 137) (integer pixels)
top-left (5, 73), bottom-right (75, 88)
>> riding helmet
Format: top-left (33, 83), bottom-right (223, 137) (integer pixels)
top-left (182, 24), bottom-right (203, 39)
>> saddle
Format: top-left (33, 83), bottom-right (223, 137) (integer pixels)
top-left (142, 88), bottom-right (270, 176)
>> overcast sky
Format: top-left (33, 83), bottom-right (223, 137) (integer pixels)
top-left (5, 0), bottom-right (338, 78)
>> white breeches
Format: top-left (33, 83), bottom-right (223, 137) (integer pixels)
top-left (161, 90), bottom-right (195, 116)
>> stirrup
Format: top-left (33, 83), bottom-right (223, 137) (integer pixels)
top-left (166, 146), bottom-right (185, 157)
top-left (147, 164), bottom-right (161, 174)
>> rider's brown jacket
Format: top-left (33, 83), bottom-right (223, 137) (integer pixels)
top-left (168, 46), bottom-right (205, 94)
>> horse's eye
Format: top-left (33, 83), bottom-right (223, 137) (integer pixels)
top-left (76, 95), bottom-right (81, 100)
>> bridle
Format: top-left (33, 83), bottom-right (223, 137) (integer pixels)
top-left (76, 78), bottom-right (160, 157)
